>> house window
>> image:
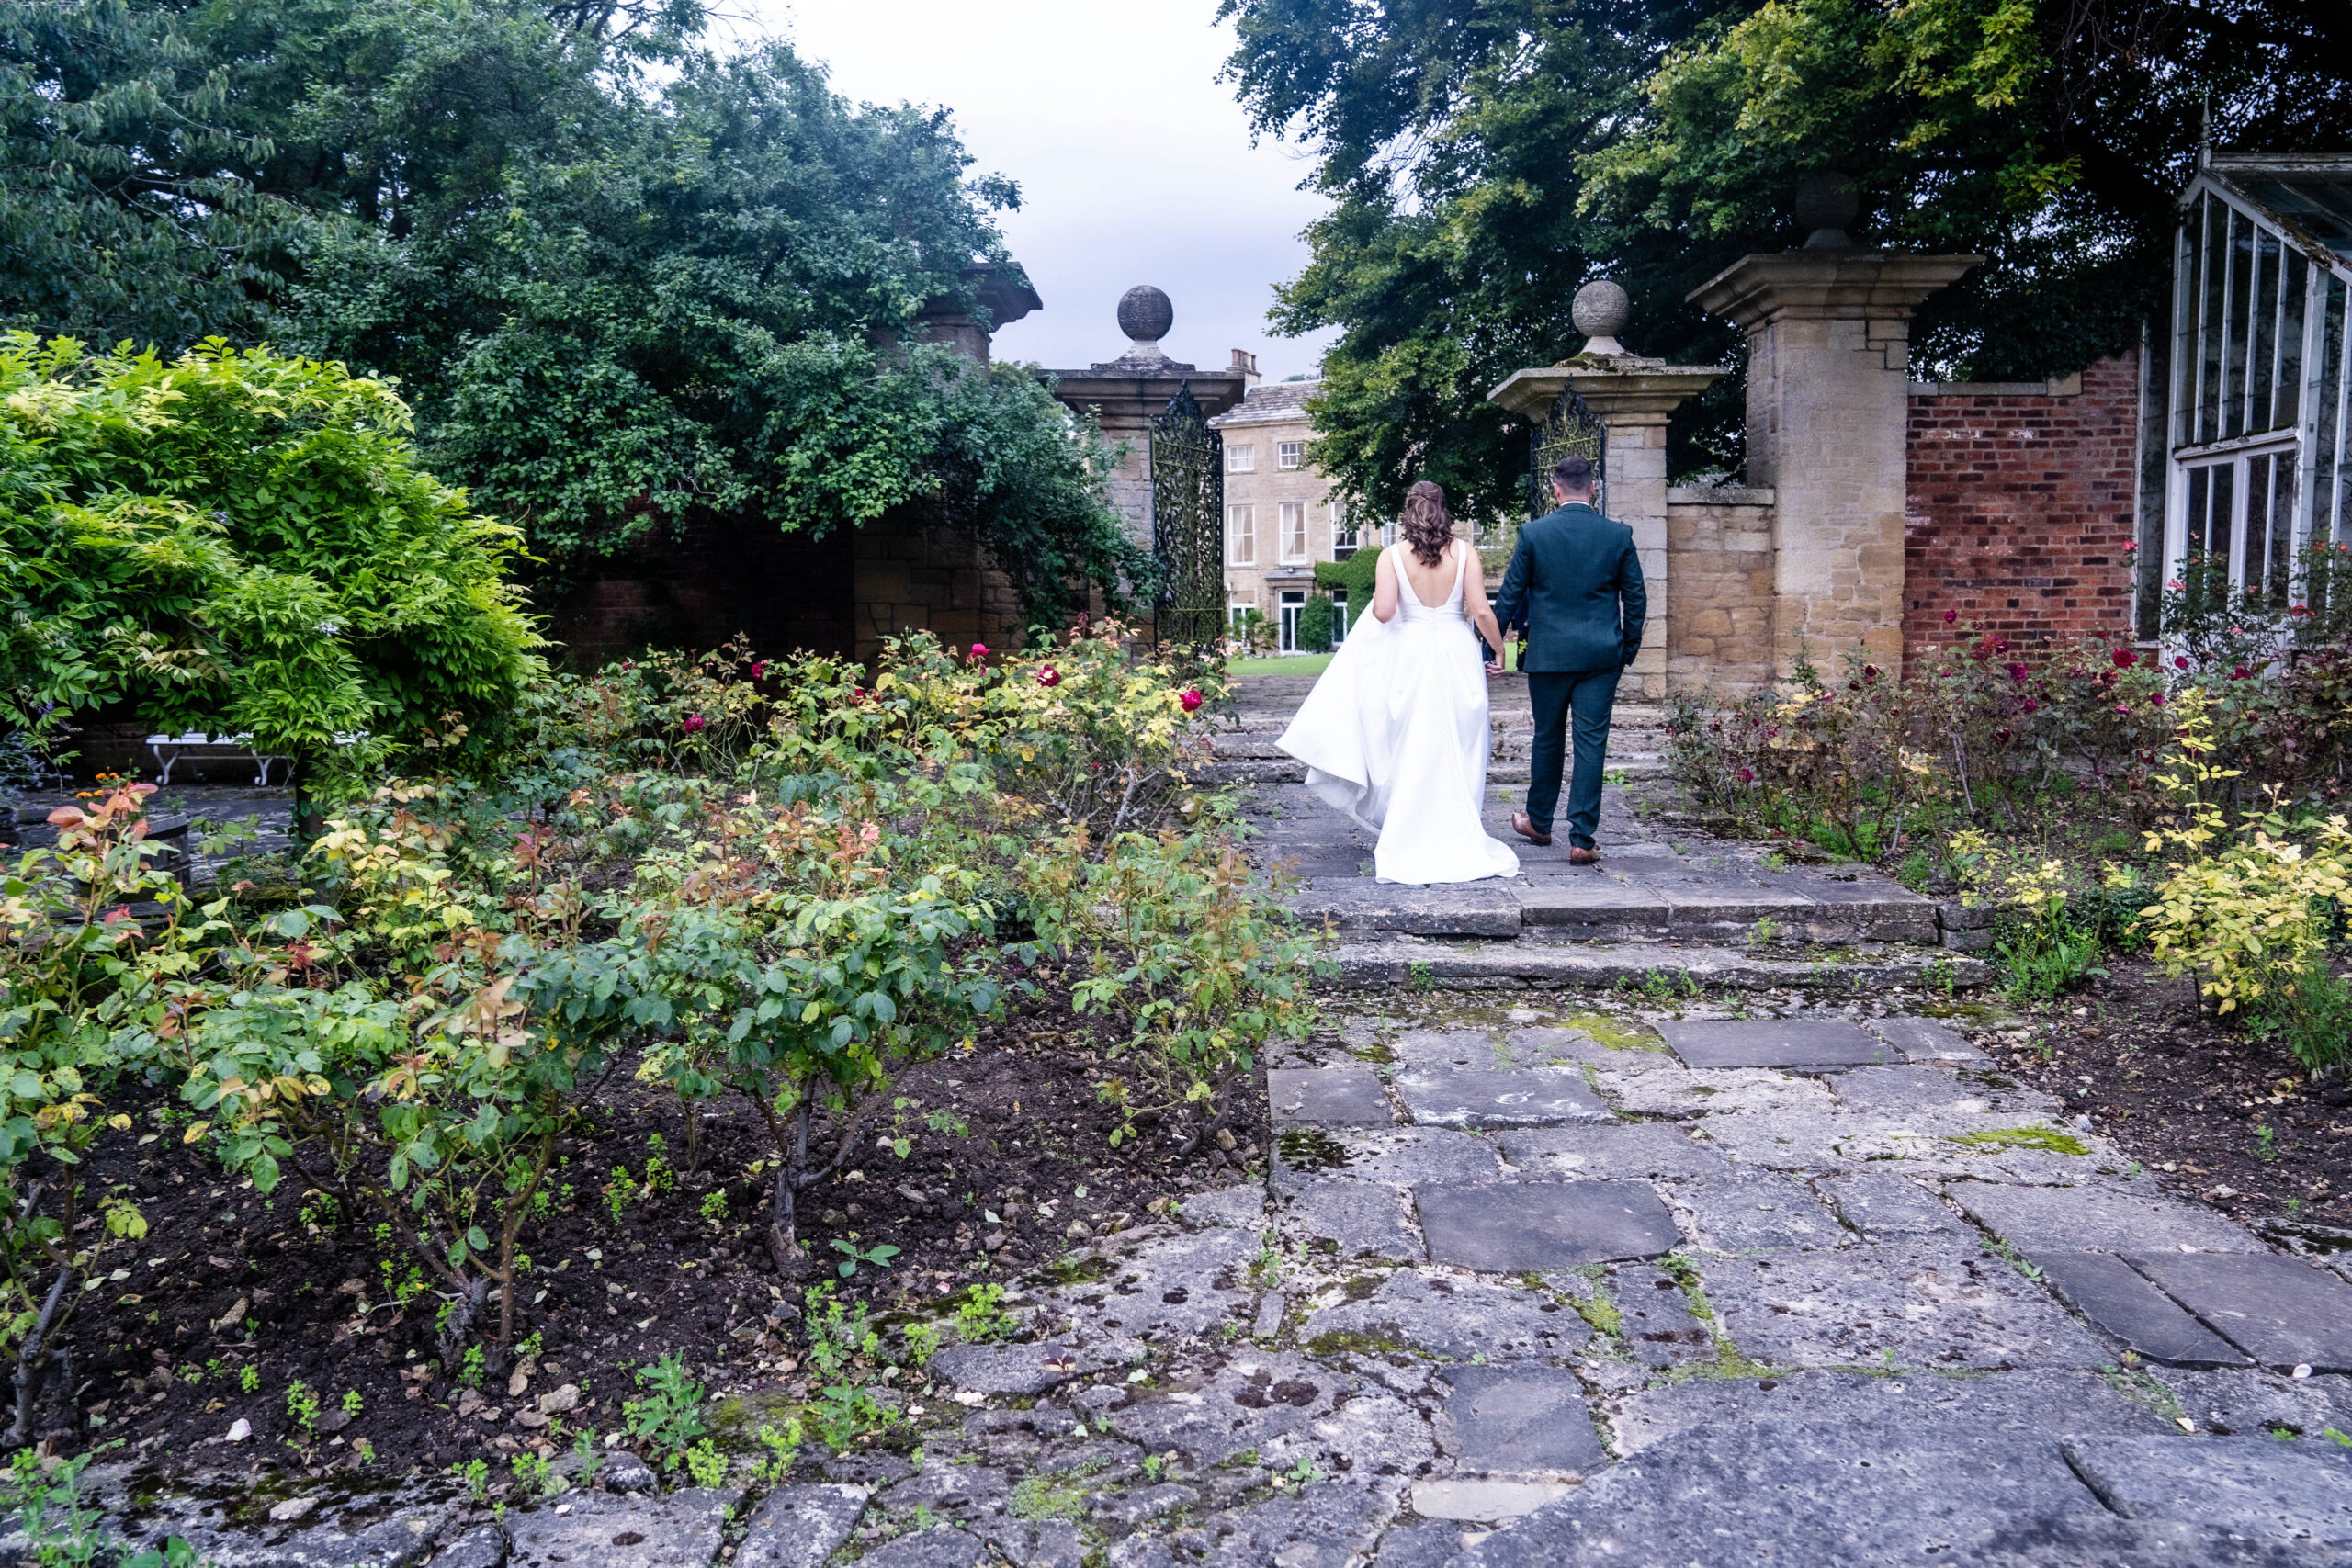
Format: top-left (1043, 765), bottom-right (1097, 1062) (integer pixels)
top-left (1229, 600), bottom-right (1257, 633)
top-left (1227, 504), bottom-right (1256, 565)
top-left (1330, 587), bottom-right (1350, 641)
top-left (1277, 441), bottom-right (1305, 470)
top-left (1226, 445), bottom-right (1256, 473)
top-left (1279, 502), bottom-right (1308, 563)
top-left (1278, 590), bottom-right (1306, 652)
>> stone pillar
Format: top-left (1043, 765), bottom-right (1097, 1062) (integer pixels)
top-left (1687, 207), bottom-right (1976, 677)
top-left (1487, 281), bottom-right (1726, 700)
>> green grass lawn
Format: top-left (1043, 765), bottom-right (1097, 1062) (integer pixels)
top-left (1227, 642), bottom-right (1520, 679)
top-left (1228, 653), bottom-right (1334, 677)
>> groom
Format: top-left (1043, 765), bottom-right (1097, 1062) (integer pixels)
top-left (1488, 455), bottom-right (1646, 865)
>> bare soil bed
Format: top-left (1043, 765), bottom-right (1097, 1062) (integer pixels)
top-left (43, 970), bottom-right (1270, 1475)
top-left (1985, 956), bottom-right (2351, 1229)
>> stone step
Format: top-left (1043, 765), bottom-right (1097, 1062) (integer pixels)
top-left (1291, 873), bottom-right (1939, 946)
top-left (1203, 759), bottom-right (1668, 787)
top-left (1323, 938), bottom-right (1990, 992)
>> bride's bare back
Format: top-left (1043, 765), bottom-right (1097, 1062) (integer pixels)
top-left (1374, 539), bottom-right (1506, 660)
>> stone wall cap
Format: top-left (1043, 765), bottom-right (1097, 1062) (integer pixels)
top-left (1909, 372), bottom-right (2084, 399)
top-left (1667, 484), bottom-right (1776, 507)
top-left (1687, 251), bottom-right (1983, 328)
top-left (1487, 364), bottom-right (1728, 419)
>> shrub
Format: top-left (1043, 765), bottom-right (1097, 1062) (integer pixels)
top-left (1295, 594), bottom-right (1336, 654)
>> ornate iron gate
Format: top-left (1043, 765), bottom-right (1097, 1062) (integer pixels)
top-left (1530, 386), bottom-right (1605, 519)
top-left (1150, 383), bottom-right (1225, 648)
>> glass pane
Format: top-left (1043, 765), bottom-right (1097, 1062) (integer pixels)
top-left (2187, 466), bottom-right (2210, 585)
top-left (2224, 210), bottom-right (2255, 439)
top-left (2251, 229), bottom-right (2279, 432)
top-left (2245, 453), bottom-right (2274, 601)
top-left (2201, 200), bottom-right (2230, 445)
top-left (2269, 452), bottom-right (2297, 606)
top-left (2326, 275), bottom-right (2349, 546)
top-left (2277, 248), bottom-right (2309, 432)
top-left (2211, 461), bottom-right (2236, 588)
top-left (2175, 205), bottom-right (2202, 450)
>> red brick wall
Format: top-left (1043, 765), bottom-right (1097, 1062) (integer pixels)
top-left (545, 512), bottom-right (859, 669)
top-left (1904, 350), bottom-right (2141, 665)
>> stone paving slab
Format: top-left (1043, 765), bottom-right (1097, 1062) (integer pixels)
top-left (1660, 1168), bottom-right (1847, 1253)
top-left (1817, 1171), bottom-right (1971, 1240)
top-left (1414, 1181), bottom-right (1680, 1271)
top-left (1298, 1268), bottom-right (1588, 1362)
top-left (1592, 1066), bottom-right (1838, 1121)
top-left (930, 1338), bottom-right (1137, 1395)
top-left (1433, 1366), bottom-right (1604, 1476)
top-left (1656, 1018), bottom-right (1899, 1071)
top-left (1829, 1065), bottom-right (1998, 1116)
top-left (1511, 878), bottom-right (1668, 931)
top-left (2155, 1369), bottom-right (2352, 1438)
top-left (1702, 1240), bottom-right (2114, 1370)
top-left (1103, 1354), bottom-right (1347, 1465)
top-left (96, 1474), bottom-right (469, 1568)
top-left (1497, 1122), bottom-right (1730, 1181)
top-left (1392, 1067), bottom-right (1610, 1129)
top-left (1042, 1228), bottom-right (1260, 1340)
top-left (1387, 1030), bottom-right (1509, 1070)
top-left (1272, 1127), bottom-right (1504, 1192)
top-left (855, 1529), bottom-right (985, 1568)
top-left (1497, 1025), bottom-right (1614, 1067)
top-left (2128, 1251), bottom-right (2352, 1371)
top-left (1595, 1264), bottom-right (1715, 1371)
top-left (1951, 1179), bottom-right (2263, 1258)
top-left (1269, 1066), bottom-right (1396, 1127)
top-left (1868, 1016), bottom-right (1988, 1064)
top-left (1447, 1420), bottom-right (2115, 1568)
top-left (2032, 1251), bottom-right (2251, 1367)
top-left (1607, 1367), bottom-right (2177, 1459)
top-left (2063, 1435), bottom-right (2352, 1544)
top-left (1276, 1179), bottom-right (1424, 1263)
top-left (737, 1487), bottom-right (871, 1568)
top-left (503, 1489), bottom-right (745, 1568)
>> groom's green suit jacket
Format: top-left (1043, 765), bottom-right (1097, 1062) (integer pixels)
top-left (1490, 502), bottom-right (1647, 672)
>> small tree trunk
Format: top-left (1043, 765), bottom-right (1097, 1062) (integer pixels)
top-left (9, 1267), bottom-right (71, 1446)
top-left (683, 1093), bottom-right (701, 1173)
top-left (765, 1108), bottom-right (809, 1275)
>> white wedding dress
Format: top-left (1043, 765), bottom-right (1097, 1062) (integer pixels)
top-left (1276, 541), bottom-right (1521, 885)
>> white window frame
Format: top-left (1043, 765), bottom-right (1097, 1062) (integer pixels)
top-left (1226, 444), bottom-right (1256, 474)
top-left (1278, 589), bottom-right (1307, 653)
top-left (1227, 503), bottom-right (1256, 566)
top-left (1279, 502), bottom-right (1308, 563)
top-left (1329, 587), bottom-right (1350, 640)
top-left (1276, 440), bottom-right (1306, 471)
top-left (1228, 600), bottom-right (1256, 630)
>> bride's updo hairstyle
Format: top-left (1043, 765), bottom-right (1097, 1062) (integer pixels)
top-left (1399, 480), bottom-right (1454, 567)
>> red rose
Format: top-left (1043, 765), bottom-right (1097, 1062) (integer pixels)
top-left (2022, 699), bottom-right (2039, 713)
top-left (1180, 689), bottom-right (1204, 713)
top-left (1037, 665), bottom-right (1060, 687)
top-left (1994, 728), bottom-right (2015, 746)
top-left (1736, 767), bottom-right (1754, 784)
top-left (2150, 693), bottom-right (2165, 706)
top-left (2175, 655), bottom-right (2190, 671)
top-left (1943, 609), bottom-right (1958, 625)
top-left (970, 642), bottom-right (989, 659)
top-left (1860, 665), bottom-right (1879, 682)
top-left (2007, 662), bottom-right (2029, 682)
top-left (682, 714), bottom-right (707, 734)
top-left (750, 660), bottom-right (768, 679)
top-left (2111, 648), bottom-right (2138, 669)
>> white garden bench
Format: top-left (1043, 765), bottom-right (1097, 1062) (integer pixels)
top-left (146, 733), bottom-right (292, 786)
top-left (145, 731), bottom-right (364, 786)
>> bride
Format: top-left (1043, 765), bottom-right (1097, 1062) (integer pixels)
top-left (1277, 480), bottom-right (1521, 885)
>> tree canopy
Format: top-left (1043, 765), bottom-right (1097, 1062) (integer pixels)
top-left (0, 0), bottom-right (1140, 627)
top-left (1220, 0), bottom-right (2352, 518)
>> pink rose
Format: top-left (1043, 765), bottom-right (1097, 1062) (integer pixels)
top-left (970, 643), bottom-right (989, 660)
top-left (1037, 665), bottom-right (1060, 687)
top-left (1180, 689), bottom-right (1204, 713)
top-left (750, 660), bottom-right (768, 679)
top-left (1736, 767), bottom-right (1754, 784)
top-left (682, 714), bottom-right (707, 734)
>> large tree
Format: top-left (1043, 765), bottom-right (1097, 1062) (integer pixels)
top-left (1221, 0), bottom-right (2352, 517)
top-left (0, 1), bottom-right (1141, 626)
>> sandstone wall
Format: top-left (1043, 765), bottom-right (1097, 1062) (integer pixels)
top-left (1666, 489), bottom-right (1777, 694)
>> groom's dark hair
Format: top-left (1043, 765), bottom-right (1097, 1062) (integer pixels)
top-left (1551, 455), bottom-right (1595, 493)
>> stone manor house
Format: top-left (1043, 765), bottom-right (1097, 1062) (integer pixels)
top-left (542, 152), bottom-right (2351, 697)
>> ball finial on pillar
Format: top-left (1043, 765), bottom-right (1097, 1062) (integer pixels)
top-left (1116, 285), bottom-right (1175, 358)
top-left (1795, 173), bottom-right (1860, 250)
top-left (1572, 278), bottom-right (1631, 356)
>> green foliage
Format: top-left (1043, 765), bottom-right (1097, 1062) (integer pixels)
top-left (0, 336), bottom-right (538, 775)
top-left (952, 1283), bottom-right (1017, 1345)
top-left (1295, 593), bottom-right (1336, 655)
top-left (1220, 0), bottom-right (2352, 509)
top-left (621, 1353), bottom-right (709, 1471)
top-left (829, 1238), bottom-right (900, 1278)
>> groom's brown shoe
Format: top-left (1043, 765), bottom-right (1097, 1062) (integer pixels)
top-left (1511, 812), bottom-right (1553, 847)
top-left (1568, 846), bottom-right (1601, 865)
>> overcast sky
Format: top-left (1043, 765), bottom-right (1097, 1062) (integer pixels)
top-left (736, 0), bottom-right (1338, 380)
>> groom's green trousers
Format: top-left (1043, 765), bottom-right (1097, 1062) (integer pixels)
top-left (1525, 667), bottom-right (1621, 850)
